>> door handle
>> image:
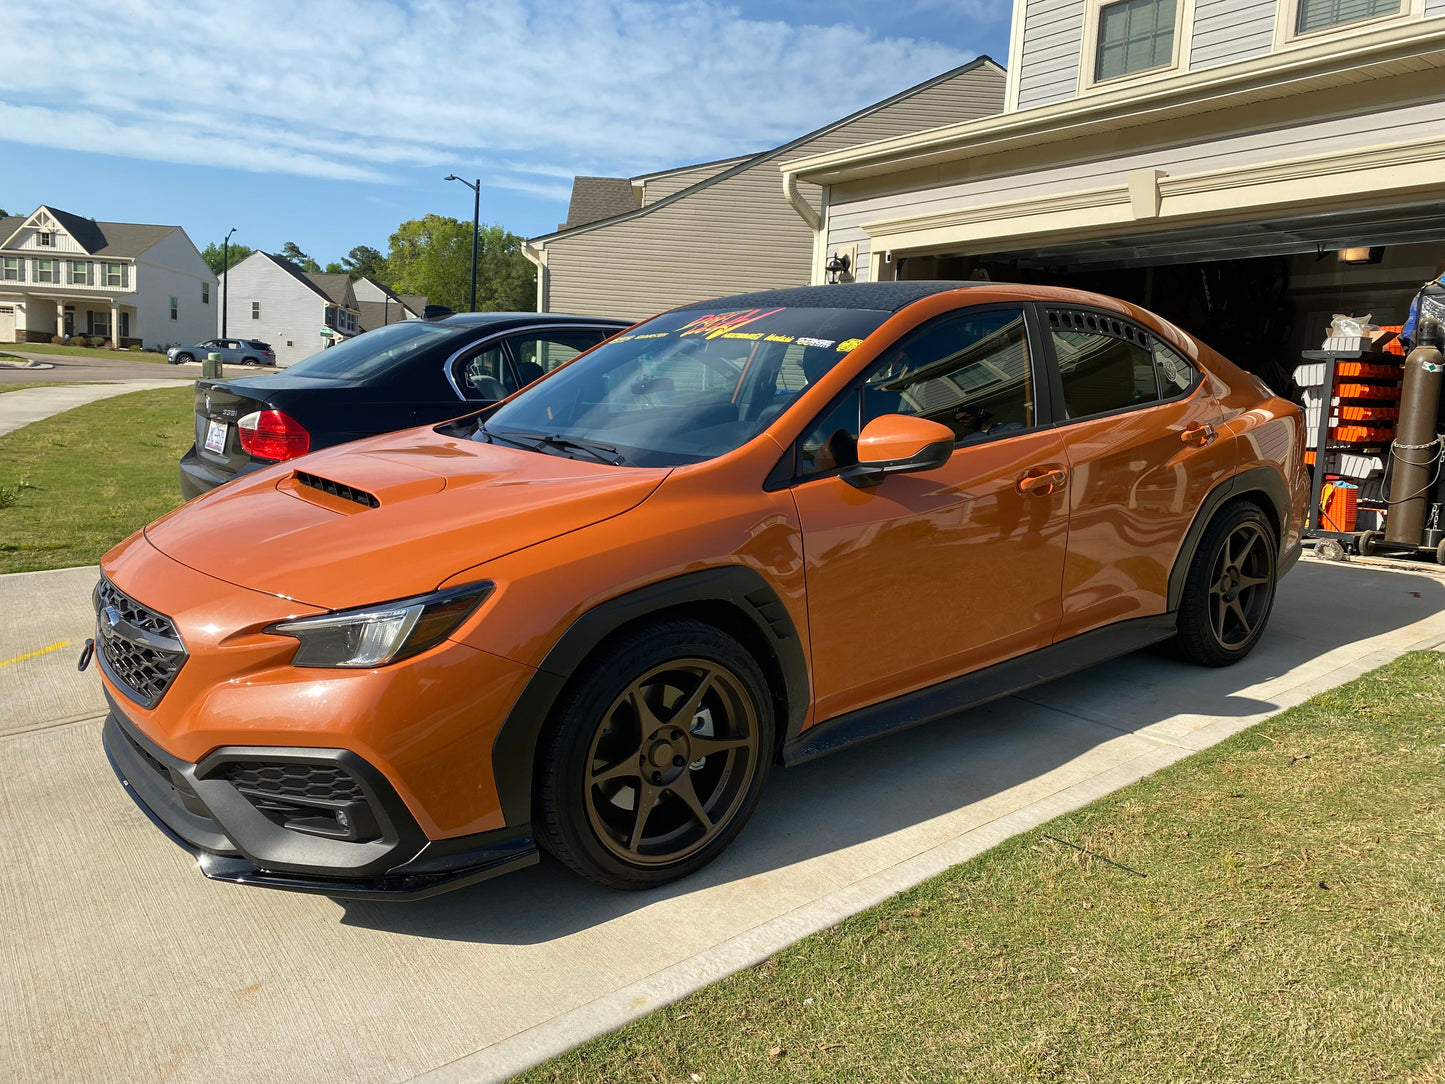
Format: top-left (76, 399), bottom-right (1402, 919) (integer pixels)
top-left (1180, 423), bottom-right (1216, 446)
top-left (1018, 467), bottom-right (1067, 495)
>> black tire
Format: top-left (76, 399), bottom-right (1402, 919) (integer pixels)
top-left (242, 356), bottom-right (258, 366)
top-left (536, 618), bottom-right (775, 890)
top-left (1357, 530), bottom-right (1381, 557)
top-left (1174, 501), bottom-right (1278, 667)
top-left (175, 352), bottom-right (193, 364)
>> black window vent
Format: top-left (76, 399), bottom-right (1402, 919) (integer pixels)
top-left (1046, 309), bottom-right (1150, 348)
top-left (294, 471), bottom-right (380, 508)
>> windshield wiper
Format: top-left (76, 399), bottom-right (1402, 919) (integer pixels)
top-left (482, 427), bottom-right (627, 465)
top-left (534, 433), bottom-right (627, 465)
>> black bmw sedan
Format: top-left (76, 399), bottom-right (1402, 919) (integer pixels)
top-left (178, 312), bottom-right (631, 499)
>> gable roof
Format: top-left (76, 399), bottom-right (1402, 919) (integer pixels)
top-left (530, 56), bottom-right (1003, 246)
top-left (564, 177), bottom-right (640, 228)
top-left (303, 272), bottom-right (356, 307)
top-left (0, 205), bottom-right (176, 257)
top-left (252, 250), bottom-right (332, 301)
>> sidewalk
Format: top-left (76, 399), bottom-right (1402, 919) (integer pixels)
top-left (0, 380), bottom-right (187, 437)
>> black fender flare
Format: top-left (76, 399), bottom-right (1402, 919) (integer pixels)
top-left (1167, 465), bottom-right (1292, 611)
top-left (490, 566), bottom-right (809, 826)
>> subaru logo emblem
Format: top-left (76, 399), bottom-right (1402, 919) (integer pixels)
top-left (101, 605), bottom-right (120, 635)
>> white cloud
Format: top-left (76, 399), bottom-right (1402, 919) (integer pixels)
top-left (3, 0), bottom-right (971, 197)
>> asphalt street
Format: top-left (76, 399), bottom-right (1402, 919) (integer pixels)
top-left (0, 349), bottom-right (276, 385)
top-left (2, 559), bottom-right (1443, 1083)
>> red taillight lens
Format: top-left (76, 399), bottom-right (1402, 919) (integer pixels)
top-left (237, 409), bottom-right (311, 461)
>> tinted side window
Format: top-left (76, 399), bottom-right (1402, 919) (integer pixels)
top-left (1048, 310), bottom-right (1160, 418)
top-left (510, 330), bottom-right (610, 385)
top-left (1151, 339), bottom-right (1201, 397)
top-left (459, 345), bottom-right (513, 401)
top-left (798, 307), bottom-right (1034, 477)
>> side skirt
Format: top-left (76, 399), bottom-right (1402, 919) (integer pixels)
top-left (782, 613), bottom-right (1179, 767)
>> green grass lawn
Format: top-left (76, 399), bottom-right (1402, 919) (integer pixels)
top-left (0, 386), bottom-right (192, 572)
top-left (9, 342), bottom-right (169, 362)
top-left (519, 651), bottom-right (1445, 1084)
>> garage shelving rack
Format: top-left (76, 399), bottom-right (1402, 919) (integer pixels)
top-left (1298, 347), bottom-right (1401, 562)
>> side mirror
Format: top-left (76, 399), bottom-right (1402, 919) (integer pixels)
top-left (840, 414), bottom-right (955, 489)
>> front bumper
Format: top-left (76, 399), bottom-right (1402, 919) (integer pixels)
top-left (103, 693), bottom-right (538, 900)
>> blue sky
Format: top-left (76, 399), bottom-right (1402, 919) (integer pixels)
top-left (2, 0), bottom-right (1010, 264)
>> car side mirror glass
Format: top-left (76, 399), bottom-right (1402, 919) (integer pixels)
top-left (839, 414), bottom-right (955, 489)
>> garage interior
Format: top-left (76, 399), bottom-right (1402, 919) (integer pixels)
top-left (892, 202), bottom-right (1445, 560)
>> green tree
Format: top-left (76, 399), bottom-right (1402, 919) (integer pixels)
top-left (386, 215), bottom-right (535, 313)
top-left (323, 261), bottom-right (345, 274)
top-left (200, 240), bottom-right (255, 276)
top-left (341, 245), bottom-right (387, 283)
top-left (278, 241), bottom-right (310, 265)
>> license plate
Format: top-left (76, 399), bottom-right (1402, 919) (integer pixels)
top-left (204, 418), bottom-right (227, 454)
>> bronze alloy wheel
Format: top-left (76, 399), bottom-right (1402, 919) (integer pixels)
top-left (583, 658), bottom-right (761, 866)
top-left (1207, 521), bottom-right (1273, 650)
top-left (1174, 500), bottom-right (1278, 667)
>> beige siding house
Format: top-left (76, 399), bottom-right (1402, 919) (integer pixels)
top-left (0, 205), bottom-right (215, 348)
top-left (781, 3), bottom-right (1445, 383)
top-left (526, 58), bottom-right (1007, 320)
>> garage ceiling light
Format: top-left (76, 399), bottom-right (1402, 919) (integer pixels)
top-left (1339, 246), bottom-right (1386, 265)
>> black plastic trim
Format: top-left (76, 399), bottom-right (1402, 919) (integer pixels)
top-left (784, 613), bottom-right (1179, 766)
top-left (1166, 465), bottom-right (1292, 611)
top-left (491, 566), bottom-right (808, 824)
top-left (103, 695), bottom-right (538, 899)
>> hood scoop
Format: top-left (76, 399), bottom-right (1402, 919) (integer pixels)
top-left (293, 470), bottom-right (380, 509)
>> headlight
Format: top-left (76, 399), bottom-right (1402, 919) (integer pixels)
top-left (266, 582), bottom-right (492, 668)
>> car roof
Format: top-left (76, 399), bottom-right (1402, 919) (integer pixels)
top-left (673, 281), bottom-right (991, 314)
top-left (436, 312), bottom-right (631, 329)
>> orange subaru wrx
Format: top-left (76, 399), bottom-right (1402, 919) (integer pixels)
top-left (94, 282), bottom-right (1308, 897)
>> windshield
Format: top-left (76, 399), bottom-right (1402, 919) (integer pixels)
top-left (480, 306), bottom-right (891, 466)
top-left (283, 320), bottom-right (466, 380)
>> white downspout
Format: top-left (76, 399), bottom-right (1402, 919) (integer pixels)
top-left (522, 242), bottom-right (548, 313)
top-left (783, 170), bottom-right (828, 285)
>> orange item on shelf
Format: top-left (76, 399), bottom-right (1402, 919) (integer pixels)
top-left (1320, 481), bottom-right (1358, 532)
top-left (1336, 383), bottom-right (1402, 401)
top-left (1339, 405), bottom-right (1398, 422)
top-left (1333, 361), bottom-right (1402, 379)
top-left (1306, 449), bottom-right (1316, 465)
top-left (1380, 326), bottom-right (1406, 356)
top-left (1332, 425), bottom-right (1394, 443)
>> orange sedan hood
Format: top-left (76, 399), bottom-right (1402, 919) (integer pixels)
top-left (144, 430), bottom-right (671, 610)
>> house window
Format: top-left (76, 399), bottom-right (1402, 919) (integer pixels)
top-left (1296, 0), bottom-right (1399, 32)
top-left (38, 231), bottom-right (53, 247)
top-left (252, 301), bottom-right (261, 319)
top-left (34, 258), bottom-right (56, 284)
top-left (170, 296), bottom-right (178, 320)
top-left (88, 311), bottom-right (112, 337)
top-left (202, 282), bottom-right (210, 304)
top-left (104, 262), bottom-right (127, 287)
top-left (1095, 0), bottom-right (1176, 81)
top-left (71, 261), bottom-right (91, 285)
top-left (1, 257), bottom-right (21, 282)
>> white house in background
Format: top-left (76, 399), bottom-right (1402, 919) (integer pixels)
top-left (352, 277), bottom-right (427, 332)
top-left (218, 252), bottom-right (363, 367)
top-left (0, 205), bottom-right (215, 348)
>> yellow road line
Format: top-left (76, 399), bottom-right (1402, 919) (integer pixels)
top-left (0, 640), bottom-right (71, 669)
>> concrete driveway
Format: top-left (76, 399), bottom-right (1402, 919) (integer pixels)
top-left (2, 559), bottom-right (1443, 1084)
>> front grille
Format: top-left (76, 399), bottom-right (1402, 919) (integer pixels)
top-left (294, 471), bottom-right (380, 508)
top-left (95, 578), bottom-right (187, 708)
top-left (221, 762), bottom-right (366, 804)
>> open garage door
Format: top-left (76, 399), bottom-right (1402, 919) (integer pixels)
top-left (893, 200), bottom-right (1445, 395)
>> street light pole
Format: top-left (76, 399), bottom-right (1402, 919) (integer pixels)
top-left (221, 226), bottom-right (236, 337)
top-left (444, 175), bottom-right (480, 312)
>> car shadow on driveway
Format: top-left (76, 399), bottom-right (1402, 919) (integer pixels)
top-left (335, 562), bottom-right (1444, 945)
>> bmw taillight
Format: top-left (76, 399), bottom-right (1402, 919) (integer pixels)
top-left (238, 409), bottom-right (311, 461)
